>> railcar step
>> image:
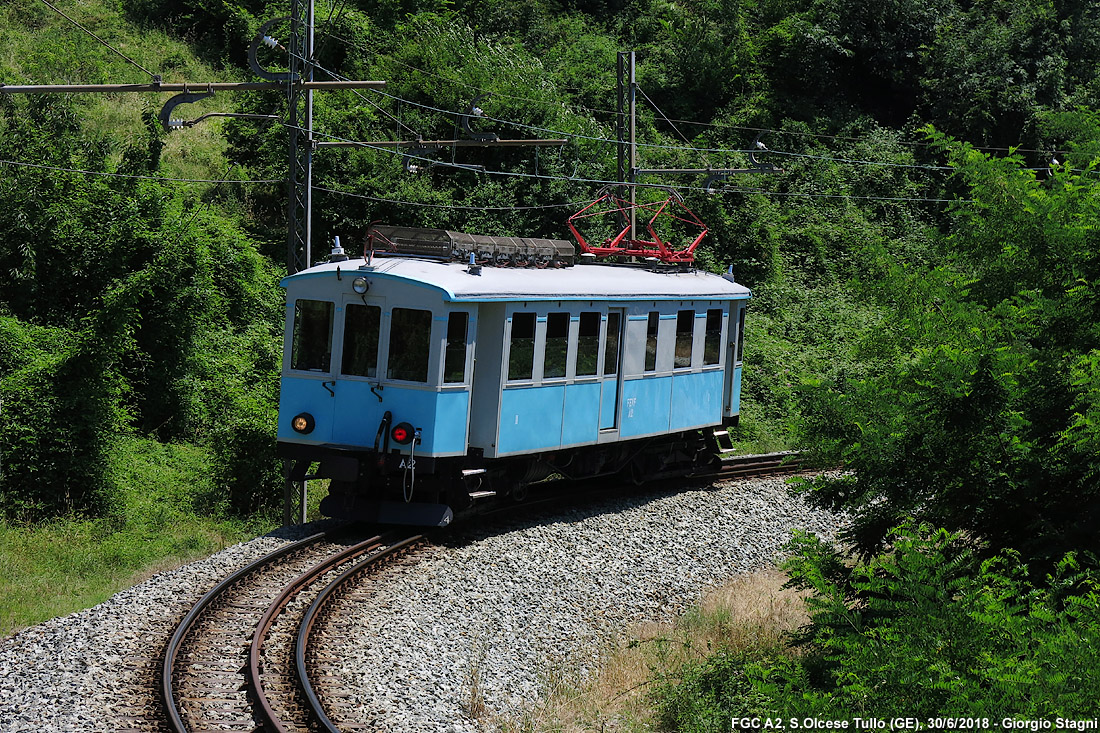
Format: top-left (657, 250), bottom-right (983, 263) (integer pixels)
top-left (711, 428), bottom-right (737, 453)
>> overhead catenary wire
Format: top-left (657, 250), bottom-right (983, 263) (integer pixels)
top-left (0, 158), bottom-right (283, 184)
top-left (348, 85), bottom-right (1090, 175)
top-left (314, 185), bottom-right (589, 210)
top-left (293, 124), bottom-right (963, 204)
top-left (316, 31), bottom-right (1071, 157)
top-left (36, 0), bottom-right (159, 80)
top-left (635, 85), bottom-right (693, 147)
top-left (296, 60), bottom-right (959, 171)
top-left (289, 47), bottom-right (1082, 174)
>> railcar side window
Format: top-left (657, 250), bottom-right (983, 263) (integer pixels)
top-left (544, 312), bottom-right (569, 379)
top-left (341, 303), bottom-right (380, 377)
top-left (736, 306), bottom-right (747, 363)
top-left (291, 299), bottom-right (334, 372)
top-left (645, 311), bottom-right (659, 372)
top-left (443, 312), bottom-right (468, 383)
top-left (604, 312), bottom-right (621, 376)
top-left (576, 312), bottom-right (600, 376)
top-left (675, 310), bottom-right (694, 369)
top-left (387, 308), bottom-right (432, 382)
top-left (508, 312), bottom-right (536, 381)
top-left (704, 308), bottom-right (722, 365)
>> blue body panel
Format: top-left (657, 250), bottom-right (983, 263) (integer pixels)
top-left (730, 366), bottom-right (742, 415)
top-left (620, 376), bottom-right (674, 438)
top-left (497, 381), bottom-right (609, 454)
top-left (499, 385), bottom-right (566, 454)
top-left (330, 380), bottom-right (384, 447)
top-left (279, 376), bottom-right (469, 455)
top-left (562, 382), bottom-right (602, 445)
top-left (670, 370), bottom-right (724, 431)
top-left (279, 377), bottom-right (336, 444)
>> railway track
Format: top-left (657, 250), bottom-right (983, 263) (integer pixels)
top-left (713, 450), bottom-right (806, 479)
top-left (160, 527), bottom-right (423, 733)
top-left (155, 449), bottom-right (804, 732)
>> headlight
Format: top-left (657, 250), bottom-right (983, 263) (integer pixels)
top-left (291, 413), bottom-right (315, 434)
top-left (352, 277), bottom-right (369, 294)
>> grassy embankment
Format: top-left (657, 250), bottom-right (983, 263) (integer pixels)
top-left (495, 569), bottom-right (808, 732)
top-left (0, 438), bottom-right (272, 638)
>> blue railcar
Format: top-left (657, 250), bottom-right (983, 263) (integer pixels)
top-left (277, 226), bottom-right (750, 526)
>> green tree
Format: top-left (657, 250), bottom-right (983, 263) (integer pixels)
top-left (757, 525), bottom-right (1100, 717)
top-left (798, 127), bottom-right (1100, 566)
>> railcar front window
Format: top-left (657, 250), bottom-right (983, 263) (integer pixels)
top-left (508, 312), bottom-right (536, 381)
top-left (577, 312), bottom-right (600, 376)
top-left (341, 303), bottom-right (381, 377)
top-left (544, 312), bottom-right (569, 379)
top-left (387, 308), bottom-right (432, 382)
top-left (704, 308), bottom-right (722, 365)
top-left (604, 312), bottom-right (621, 376)
top-left (675, 310), bottom-right (694, 369)
top-left (645, 311), bottom-right (659, 372)
top-left (291, 299), bottom-right (334, 372)
top-left (444, 312), bottom-right (469, 383)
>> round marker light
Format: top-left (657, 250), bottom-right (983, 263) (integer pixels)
top-left (291, 412), bottom-right (315, 434)
top-left (352, 277), bottom-right (369, 294)
top-left (391, 421), bottom-right (414, 445)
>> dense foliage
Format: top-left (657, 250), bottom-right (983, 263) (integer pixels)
top-left (0, 90), bottom-right (284, 519)
top-left (797, 130), bottom-right (1100, 567)
top-left (4, 0), bottom-right (1100, 708)
top-left (657, 525), bottom-right (1100, 727)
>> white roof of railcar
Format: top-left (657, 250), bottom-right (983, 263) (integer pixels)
top-left (282, 257), bottom-right (751, 302)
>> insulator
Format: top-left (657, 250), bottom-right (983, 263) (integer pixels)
top-left (262, 35), bottom-right (279, 48)
top-left (167, 119), bottom-right (185, 128)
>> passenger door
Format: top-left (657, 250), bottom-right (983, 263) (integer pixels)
top-left (599, 308), bottom-right (625, 430)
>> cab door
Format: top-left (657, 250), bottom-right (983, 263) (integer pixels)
top-left (328, 295), bottom-right (387, 447)
top-left (279, 297), bottom-right (338, 444)
top-left (723, 302), bottom-right (746, 418)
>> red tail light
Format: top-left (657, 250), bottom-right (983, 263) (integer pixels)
top-left (391, 422), bottom-right (414, 444)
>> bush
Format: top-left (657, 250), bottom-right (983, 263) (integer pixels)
top-left (0, 317), bottom-right (125, 520)
top-left (655, 650), bottom-right (777, 732)
top-left (749, 525), bottom-right (1100, 717)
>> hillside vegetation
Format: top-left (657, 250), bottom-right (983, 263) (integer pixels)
top-left (2, 0), bottom-right (1100, 719)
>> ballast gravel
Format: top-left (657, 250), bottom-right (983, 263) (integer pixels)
top-left (0, 475), bottom-right (842, 732)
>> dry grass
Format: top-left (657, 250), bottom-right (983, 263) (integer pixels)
top-left (495, 568), bottom-right (808, 733)
top-left (464, 631), bottom-right (493, 720)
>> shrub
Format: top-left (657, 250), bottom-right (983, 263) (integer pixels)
top-left (751, 524), bottom-right (1100, 717)
top-left (0, 317), bottom-right (125, 520)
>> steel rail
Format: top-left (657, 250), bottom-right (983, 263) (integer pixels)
top-left (715, 451), bottom-right (805, 479)
top-left (295, 533), bottom-right (424, 732)
top-left (160, 530), bottom-right (330, 733)
top-left (247, 532), bottom-right (396, 732)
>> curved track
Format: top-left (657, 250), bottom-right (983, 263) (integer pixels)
top-left (157, 450), bottom-right (804, 732)
top-left (712, 450), bottom-right (806, 479)
top-left (295, 535), bottom-right (423, 732)
top-left (160, 527), bottom-right (423, 733)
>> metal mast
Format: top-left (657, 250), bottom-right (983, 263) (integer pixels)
top-left (286, 0), bottom-right (315, 275)
top-left (617, 51), bottom-right (638, 242)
